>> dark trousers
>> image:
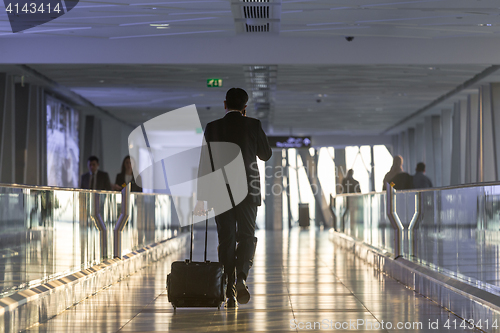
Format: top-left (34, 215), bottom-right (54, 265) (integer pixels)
top-left (215, 199), bottom-right (258, 292)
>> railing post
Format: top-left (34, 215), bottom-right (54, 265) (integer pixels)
top-left (91, 192), bottom-right (107, 259)
top-left (386, 183), bottom-right (404, 258)
top-left (330, 194), bottom-right (337, 232)
top-left (114, 183), bottom-right (131, 258)
top-left (341, 197), bottom-right (348, 233)
top-left (408, 192), bottom-right (422, 258)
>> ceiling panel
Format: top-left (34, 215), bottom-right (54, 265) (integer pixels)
top-left (14, 64), bottom-right (498, 136)
top-left (1, 0), bottom-right (500, 39)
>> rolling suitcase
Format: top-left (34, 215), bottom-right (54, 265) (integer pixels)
top-left (167, 213), bottom-right (226, 309)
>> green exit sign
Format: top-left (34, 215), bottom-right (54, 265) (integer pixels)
top-left (207, 78), bottom-right (223, 87)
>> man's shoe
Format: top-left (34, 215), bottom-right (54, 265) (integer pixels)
top-left (235, 278), bottom-right (250, 304)
top-left (226, 296), bottom-right (238, 308)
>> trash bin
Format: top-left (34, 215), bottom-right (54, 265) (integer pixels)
top-left (298, 203), bottom-right (310, 227)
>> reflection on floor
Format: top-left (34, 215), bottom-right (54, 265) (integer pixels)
top-left (27, 227), bottom-right (482, 332)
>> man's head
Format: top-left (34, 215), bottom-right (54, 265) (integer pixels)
top-left (347, 169), bottom-right (354, 177)
top-left (416, 162), bottom-right (426, 173)
top-left (87, 156), bottom-right (99, 174)
top-left (224, 88), bottom-right (248, 114)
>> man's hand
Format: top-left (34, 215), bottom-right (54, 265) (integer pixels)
top-left (194, 200), bottom-right (208, 216)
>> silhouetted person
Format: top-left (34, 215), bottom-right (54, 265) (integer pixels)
top-left (341, 169), bottom-right (361, 193)
top-left (194, 88), bottom-right (272, 308)
top-left (383, 155), bottom-right (413, 190)
top-left (413, 162), bottom-right (433, 189)
top-left (80, 156), bottom-right (112, 190)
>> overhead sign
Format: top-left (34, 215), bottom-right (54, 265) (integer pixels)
top-left (207, 78), bottom-right (223, 87)
top-left (268, 136), bottom-right (312, 148)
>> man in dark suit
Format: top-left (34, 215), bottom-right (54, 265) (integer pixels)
top-left (80, 156), bottom-right (112, 190)
top-left (194, 88), bottom-right (272, 308)
top-left (341, 169), bottom-right (361, 194)
top-left (413, 162), bottom-right (432, 189)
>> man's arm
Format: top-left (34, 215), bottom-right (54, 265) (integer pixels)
top-left (256, 120), bottom-right (272, 161)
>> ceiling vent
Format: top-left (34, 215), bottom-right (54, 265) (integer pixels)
top-left (246, 23), bottom-right (269, 32)
top-left (232, 0), bottom-right (281, 34)
top-left (243, 6), bottom-right (269, 19)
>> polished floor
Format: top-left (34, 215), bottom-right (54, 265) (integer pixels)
top-left (26, 227), bottom-right (482, 332)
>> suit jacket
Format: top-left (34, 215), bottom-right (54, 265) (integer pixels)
top-left (341, 176), bottom-right (361, 194)
top-left (390, 172), bottom-right (413, 190)
top-left (80, 170), bottom-right (112, 191)
top-left (413, 172), bottom-right (432, 189)
top-left (198, 112), bottom-right (272, 206)
top-left (115, 173), bottom-right (142, 192)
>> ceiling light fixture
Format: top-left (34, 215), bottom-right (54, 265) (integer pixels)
top-left (478, 23), bottom-right (493, 27)
top-left (150, 23), bottom-right (169, 27)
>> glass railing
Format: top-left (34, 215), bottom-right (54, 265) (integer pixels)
top-left (331, 182), bottom-right (500, 294)
top-left (332, 192), bottom-right (393, 254)
top-left (397, 183), bottom-right (500, 293)
top-left (0, 184), bottom-right (186, 298)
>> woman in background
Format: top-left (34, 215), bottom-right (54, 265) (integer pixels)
top-left (114, 156), bottom-right (142, 192)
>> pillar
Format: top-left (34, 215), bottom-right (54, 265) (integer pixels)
top-left (265, 152), bottom-right (282, 230)
top-left (490, 83), bottom-right (500, 180)
top-left (425, 115), bottom-right (442, 187)
top-left (415, 123), bottom-right (425, 164)
top-left (450, 103), bottom-right (461, 185)
top-left (466, 93), bottom-right (479, 183)
top-left (441, 109), bottom-right (452, 186)
top-left (334, 148), bottom-right (346, 194)
top-left (480, 85), bottom-right (497, 182)
top-left (407, 128), bottom-right (416, 174)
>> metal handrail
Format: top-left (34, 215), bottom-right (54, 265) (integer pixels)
top-left (396, 180), bottom-right (500, 193)
top-left (334, 190), bottom-right (385, 197)
top-left (90, 192), bottom-right (108, 259)
top-left (0, 182), bottom-right (118, 194)
top-left (114, 183), bottom-right (131, 258)
top-left (330, 181), bottom-right (500, 198)
top-left (0, 182), bottom-right (171, 197)
top-left (408, 192), bottom-right (422, 258)
top-left (386, 184), bottom-right (404, 258)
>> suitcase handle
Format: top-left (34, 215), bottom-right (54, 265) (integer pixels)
top-left (190, 211), bottom-right (210, 263)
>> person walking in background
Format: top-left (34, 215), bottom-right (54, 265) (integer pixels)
top-left (194, 88), bottom-right (272, 308)
top-left (114, 156), bottom-right (142, 192)
top-left (382, 155), bottom-right (404, 190)
top-left (383, 155), bottom-right (413, 190)
top-left (80, 156), bottom-right (112, 190)
top-left (341, 169), bottom-right (361, 193)
top-left (413, 162), bottom-right (433, 189)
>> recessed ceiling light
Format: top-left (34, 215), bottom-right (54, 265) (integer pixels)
top-left (150, 23), bottom-right (169, 27)
top-left (156, 27), bottom-right (170, 29)
top-left (99, 80), bottom-right (104, 83)
top-left (479, 23), bottom-right (493, 27)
